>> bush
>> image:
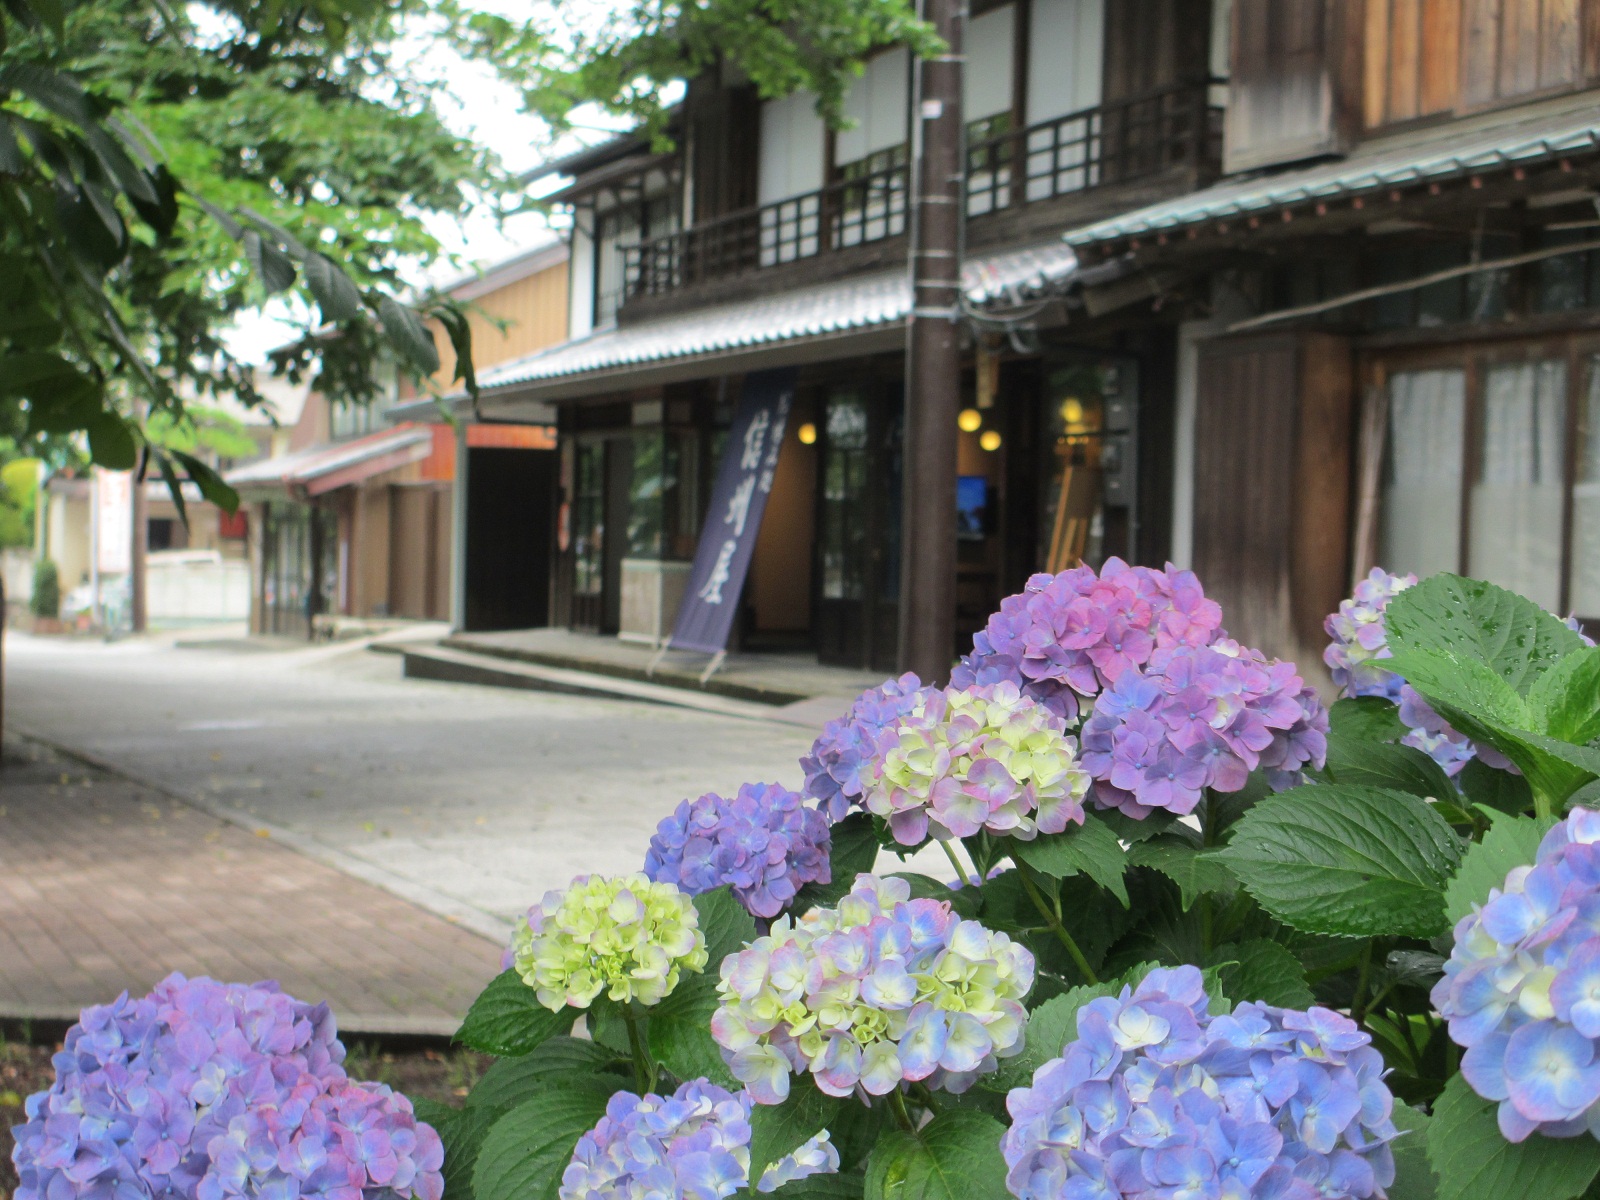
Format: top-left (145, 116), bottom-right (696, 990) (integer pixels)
top-left (431, 563), bottom-right (1600, 1200)
top-left (29, 557), bottom-right (58, 619)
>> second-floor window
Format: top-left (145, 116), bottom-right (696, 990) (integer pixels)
top-left (595, 192), bottom-right (677, 326)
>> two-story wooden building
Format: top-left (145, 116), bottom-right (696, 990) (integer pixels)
top-left (1060, 0), bottom-right (1600, 665)
top-left (463, 0), bottom-right (1233, 672)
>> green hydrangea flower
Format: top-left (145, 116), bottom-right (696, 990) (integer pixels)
top-left (511, 873), bottom-right (708, 1010)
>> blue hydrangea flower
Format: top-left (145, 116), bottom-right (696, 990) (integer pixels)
top-left (802, 673), bottom-right (928, 819)
top-left (1434, 807), bottom-right (1600, 1142)
top-left (1002, 965), bottom-right (1398, 1200)
top-left (10, 973), bottom-right (444, 1200)
top-left (645, 783), bottom-right (832, 918)
top-left (711, 874), bottom-right (1035, 1103)
top-left (1078, 640), bottom-right (1328, 819)
top-left (951, 559), bottom-right (1225, 726)
top-left (559, 1079), bottom-right (839, 1199)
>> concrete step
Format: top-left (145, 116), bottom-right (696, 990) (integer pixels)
top-left (400, 643), bottom-right (835, 728)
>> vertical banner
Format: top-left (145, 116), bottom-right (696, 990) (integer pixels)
top-left (94, 469), bottom-right (133, 575)
top-left (668, 368), bottom-right (797, 655)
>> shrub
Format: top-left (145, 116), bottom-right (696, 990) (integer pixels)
top-left (29, 557), bottom-right (58, 619)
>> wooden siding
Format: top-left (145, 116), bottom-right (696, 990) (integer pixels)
top-left (1193, 333), bottom-right (1353, 665)
top-left (1102, 0), bottom-right (1212, 101)
top-left (1225, 0), bottom-right (1359, 172)
top-left (424, 261), bottom-right (569, 390)
top-left (1365, 0), bottom-right (1596, 126)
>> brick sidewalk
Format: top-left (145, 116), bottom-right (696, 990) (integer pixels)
top-left (0, 737), bottom-right (503, 1035)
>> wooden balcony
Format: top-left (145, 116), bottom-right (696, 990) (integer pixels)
top-left (621, 81), bottom-right (1222, 303)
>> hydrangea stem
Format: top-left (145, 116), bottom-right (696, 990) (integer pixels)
top-left (1014, 859), bottom-right (1098, 984)
top-left (938, 838), bottom-right (979, 887)
top-left (621, 1007), bottom-right (657, 1095)
top-left (887, 1086), bottom-right (917, 1133)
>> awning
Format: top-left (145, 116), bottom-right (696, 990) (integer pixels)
top-left (447, 239), bottom-right (1078, 414)
top-left (227, 426), bottom-right (434, 498)
top-left (1065, 92), bottom-right (1600, 251)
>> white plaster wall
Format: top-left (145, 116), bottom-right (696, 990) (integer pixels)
top-left (759, 91), bottom-right (826, 204)
top-left (966, 4), bottom-right (1016, 120)
top-left (1027, 0), bottom-right (1103, 121)
top-left (835, 47), bottom-right (910, 164)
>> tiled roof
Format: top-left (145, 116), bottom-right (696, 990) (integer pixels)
top-left (469, 240), bottom-right (1079, 396)
top-left (1066, 92), bottom-right (1600, 248)
top-left (227, 426), bottom-right (433, 495)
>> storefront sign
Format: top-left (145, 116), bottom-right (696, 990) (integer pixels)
top-left (667, 368), bottom-right (797, 656)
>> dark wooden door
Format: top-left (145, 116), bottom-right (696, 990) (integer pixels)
top-left (602, 437), bottom-right (633, 634)
top-left (813, 384), bottom-right (902, 671)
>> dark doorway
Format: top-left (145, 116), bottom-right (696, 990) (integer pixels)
top-left (602, 437), bottom-right (634, 634)
top-left (813, 382), bottom-right (902, 672)
top-left (463, 446), bottom-right (558, 631)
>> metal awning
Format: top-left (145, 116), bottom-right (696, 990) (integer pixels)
top-left (432, 239), bottom-right (1078, 416)
top-left (227, 426), bottom-right (433, 498)
top-left (1065, 92), bottom-right (1600, 250)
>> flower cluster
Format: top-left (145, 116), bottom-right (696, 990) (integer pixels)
top-left (560, 1079), bottom-right (839, 1200)
top-left (1002, 964), bottom-right (1398, 1200)
top-left (711, 874), bottom-right (1034, 1103)
top-left (801, 673), bottom-right (927, 820)
top-left (645, 783), bottom-right (832, 919)
top-left (951, 559), bottom-right (1225, 725)
top-left (861, 681), bottom-right (1092, 846)
top-left (1079, 640), bottom-right (1328, 818)
top-left (1434, 807), bottom-right (1600, 1142)
top-left (10, 974), bottom-right (443, 1200)
top-left (511, 874), bottom-right (708, 1010)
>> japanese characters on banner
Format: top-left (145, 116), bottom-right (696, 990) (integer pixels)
top-left (667, 368), bottom-right (798, 656)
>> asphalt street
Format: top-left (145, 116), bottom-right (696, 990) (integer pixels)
top-left (3, 630), bottom-right (831, 938)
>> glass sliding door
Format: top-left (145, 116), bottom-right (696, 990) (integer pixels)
top-left (1470, 360), bottom-right (1567, 611)
top-left (1379, 368), bottom-right (1466, 582)
top-left (1572, 361), bottom-right (1600, 620)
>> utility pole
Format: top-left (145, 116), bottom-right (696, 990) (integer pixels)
top-left (898, 0), bottom-right (964, 685)
top-left (130, 455), bottom-right (147, 633)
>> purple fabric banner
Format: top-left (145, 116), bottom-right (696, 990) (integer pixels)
top-left (668, 368), bottom-right (797, 656)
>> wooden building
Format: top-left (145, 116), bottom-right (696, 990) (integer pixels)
top-left (458, 0), bottom-right (1234, 672)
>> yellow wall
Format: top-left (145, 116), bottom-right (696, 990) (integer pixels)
top-left (427, 260), bottom-right (570, 388)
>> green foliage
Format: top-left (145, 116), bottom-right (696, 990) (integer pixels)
top-left (1426, 1073), bottom-right (1600, 1200)
top-left (1125, 834), bottom-right (1237, 909)
top-left (30, 555), bottom-right (58, 617)
top-left (1441, 810), bottom-right (1557, 928)
top-left (646, 886), bottom-right (756, 1089)
top-left (0, 454), bottom-right (38, 547)
top-left (1217, 785), bottom-right (1464, 939)
top-left (1008, 812), bottom-right (1129, 903)
top-left (1321, 730), bottom-right (1459, 801)
top-left (1207, 938), bottom-right (1312, 1008)
top-left (749, 1076), bottom-right (848, 1192)
top-left (864, 1111), bottom-right (1010, 1200)
top-left (472, 1077), bottom-right (618, 1200)
top-left (1389, 1101), bottom-right (1437, 1200)
top-left (453, 970), bottom-right (575, 1058)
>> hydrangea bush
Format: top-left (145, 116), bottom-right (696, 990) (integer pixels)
top-left (26, 569), bottom-right (1592, 1200)
top-left (10, 974), bottom-right (443, 1200)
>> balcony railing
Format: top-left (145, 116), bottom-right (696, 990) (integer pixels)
top-left (621, 80), bottom-right (1221, 302)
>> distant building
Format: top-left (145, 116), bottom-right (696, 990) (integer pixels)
top-left (233, 241), bottom-right (569, 637)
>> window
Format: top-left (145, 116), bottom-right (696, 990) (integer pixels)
top-left (572, 442), bottom-right (606, 597)
top-left (593, 193), bottom-right (678, 326)
top-left (966, 113), bottom-right (1014, 216)
top-left (819, 393), bottom-right (870, 601)
top-left (1379, 350), bottom-right (1596, 620)
top-left (834, 144), bottom-right (908, 248)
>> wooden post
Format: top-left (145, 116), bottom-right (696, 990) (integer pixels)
top-left (130, 457), bottom-right (148, 633)
top-left (898, 0), bottom-right (965, 685)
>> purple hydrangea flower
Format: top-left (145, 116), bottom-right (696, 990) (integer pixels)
top-left (801, 673), bottom-right (928, 820)
top-left (559, 1079), bottom-right (839, 1199)
top-left (1434, 807), bottom-right (1600, 1142)
top-left (711, 875), bottom-right (1035, 1103)
top-left (10, 973), bottom-right (443, 1200)
top-left (861, 681), bottom-right (1092, 846)
top-left (951, 559), bottom-right (1225, 725)
top-left (645, 783), bottom-right (832, 919)
top-left (1002, 964), bottom-right (1398, 1200)
top-left (1079, 640), bottom-right (1329, 819)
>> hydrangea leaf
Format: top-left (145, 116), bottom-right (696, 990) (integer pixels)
top-left (648, 887), bottom-right (755, 1090)
top-left (466, 1037), bottom-right (627, 1114)
top-left (1442, 810), bottom-right (1559, 929)
top-left (1322, 730), bottom-right (1458, 801)
top-left (749, 1075), bottom-right (847, 1193)
top-left (1215, 785), bottom-right (1463, 938)
top-left (1569, 779), bottom-right (1600, 809)
top-left (414, 1098), bottom-right (495, 1200)
top-left (794, 813), bottom-right (879, 915)
top-left (766, 1171), bottom-right (868, 1199)
top-left (863, 1111), bottom-right (1011, 1200)
top-left (1457, 758), bottom-right (1533, 817)
top-left (1125, 836), bottom-right (1237, 910)
top-left (1007, 813), bottom-right (1128, 904)
top-left (472, 1077), bottom-right (618, 1200)
top-left (1389, 1100), bottom-right (1437, 1200)
top-left (1205, 939), bottom-right (1312, 1008)
top-left (1384, 573), bottom-right (1583, 696)
top-left (1526, 647), bottom-right (1600, 746)
top-left (1426, 1072), bottom-right (1600, 1200)
top-left (455, 969), bottom-right (576, 1057)
top-left (1329, 695), bottom-right (1409, 743)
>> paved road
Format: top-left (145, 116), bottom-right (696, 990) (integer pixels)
top-left (4, 630), bottom-right (823, 937)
